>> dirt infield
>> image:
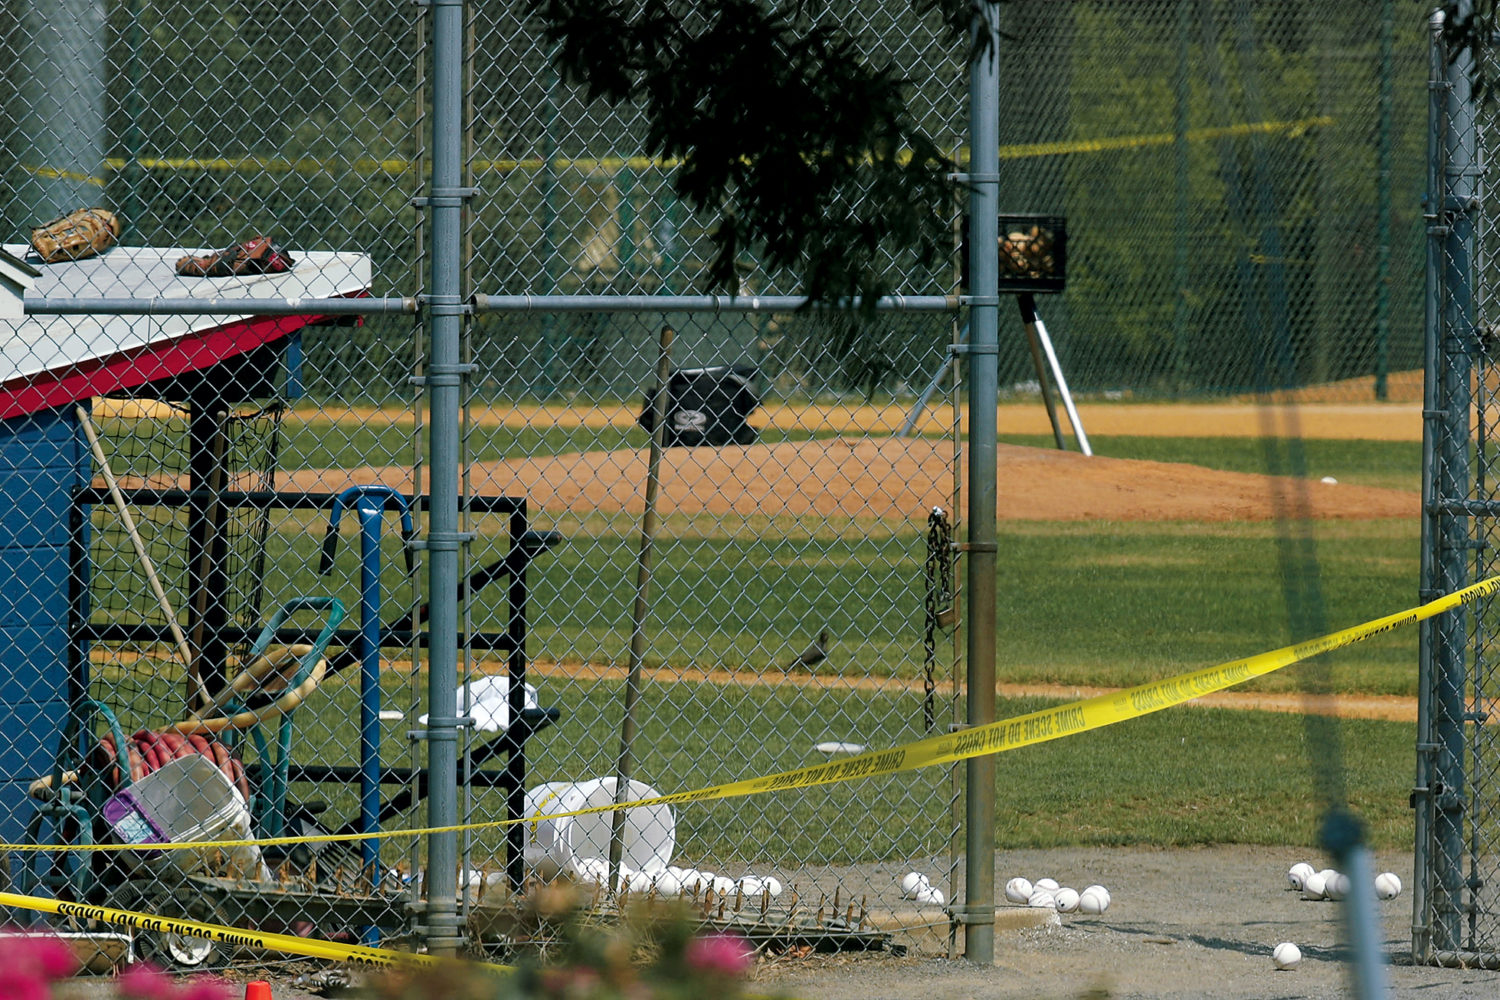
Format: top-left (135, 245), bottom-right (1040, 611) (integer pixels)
top-left (285, 437), bottom-right (1416, 522)
top-left (284, 397), bottom-right (1426, 441)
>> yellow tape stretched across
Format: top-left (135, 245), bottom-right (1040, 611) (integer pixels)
top-left (3, 576), bottom-right (1495, 855)
top-left (0, 890), bottom-right (511, 972)
top-left (16, 115), bottom-right (1333, 187)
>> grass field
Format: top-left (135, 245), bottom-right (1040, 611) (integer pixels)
top-left (275, 674), bottom-right (1420, 860)
top-left (87, 411), bottom-right (1433, 861)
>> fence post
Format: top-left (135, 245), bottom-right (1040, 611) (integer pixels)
top-left (420, 0), bottom-right (468, 957)
top-left (962, 0), bottom-right (1001, 966)
top-left (1375, 0), bottom-right (1394, 401)
top-left (1417, 2), bottom-right (1477, 961)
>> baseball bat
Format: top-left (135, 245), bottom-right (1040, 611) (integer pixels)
top-left (77, 405), bottom-right (213, 710)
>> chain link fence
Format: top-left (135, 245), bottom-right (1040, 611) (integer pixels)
top-left (0, 0), bottom-right (1447, 977)
top-left (1, 0), bottom-right (434, 970)
top-left (1418, 4), bottom-right (1500, 968)
top-left (457, 0), bottom-right (967, 962)
top-left (0, 0), bottom-right (966, 970)
top-left (994, 0), bottom-right (1426, 403)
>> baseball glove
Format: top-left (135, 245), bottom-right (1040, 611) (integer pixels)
top-left (29, 207), bottom-right (121, 264)
top-left (175, 235), bottom-right (296, 278)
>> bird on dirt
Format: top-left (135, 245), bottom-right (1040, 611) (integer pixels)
top-left (784, 629), bottom-right (830, 672)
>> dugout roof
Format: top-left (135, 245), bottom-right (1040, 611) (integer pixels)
top-left (0, 245), bottom-right (370, 420)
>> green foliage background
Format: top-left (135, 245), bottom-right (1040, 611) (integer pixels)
top-left (0, 1), bottom-right (1429, 402)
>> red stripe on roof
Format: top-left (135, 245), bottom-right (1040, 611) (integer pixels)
top-left (0, 312), bottom-right (325, 421)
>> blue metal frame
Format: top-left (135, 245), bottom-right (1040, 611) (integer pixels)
top-left (320, 486), bottom-right (414, 871)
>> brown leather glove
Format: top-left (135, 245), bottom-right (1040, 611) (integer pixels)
top-left (176, 235), bottom-right (297, 278)
top-left (29, 207), bottom-right (121, 264)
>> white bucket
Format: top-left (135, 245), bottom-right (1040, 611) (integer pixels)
top-left (523, 778), bottom-right (675, 881)
top-left (102, 753), bottom-right (265, 880)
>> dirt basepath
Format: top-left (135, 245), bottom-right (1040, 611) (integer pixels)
top-left (501, 660), bottom-right (1421, 723)
top-left (285, 438), bottom-right (1417, 522)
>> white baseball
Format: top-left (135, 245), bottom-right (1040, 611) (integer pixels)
top-left (1375, 872), bottom-right (1402, 900)
top-left (737, 876), bottom-right (763, 897)
top-left (1288, 862), bottom-right (1315, 891)
top-left (1027, 889), bottom-right (1058, 908)
top-left (652, 870), bottom-right (682, 895)
top-left (1004, 877), bottom-right (1034, 904)
top-left (1318, 868), bottom-right (1338, 885)
top-left (711, 876), bottom-right (737, 896)
top-left (1082, 884), bottom-right (1111, 907)
top-left (1078, 889), bottom-right (1108, 915)
top-left (627, 869), bottom-right (654, 894)
top-left (1035, 877), bottom-right (1060, 891)
top-left (1326, 873), bottom-right (1351, 901)
top-left (1272, 941), bottom-right (1302, 970)
top-left (1054, 887), bottom-right (1080, 913)
top-left (763, 876), bottom-right (784, 897)
top-left (1301, 872), bottom-right (1327, 900)
top-left (901, 872), bottom-right (929, 897)
top-left (915, 885), bottom-right (946, 906)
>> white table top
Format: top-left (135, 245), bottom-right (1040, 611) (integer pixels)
top-left (1, 244), bottom-right (371, 386)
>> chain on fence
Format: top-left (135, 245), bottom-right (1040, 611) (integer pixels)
top-left (0, 0), bottom-right (1454, 976)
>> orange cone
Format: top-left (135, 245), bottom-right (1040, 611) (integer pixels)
top-left (244, 982), bottom-right (273, 1000)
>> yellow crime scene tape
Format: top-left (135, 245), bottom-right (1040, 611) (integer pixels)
top-left (18, 114), bottom-right (1333, 188)
top-left (1, 574), bottom-right (1494, 858)
top-left (0, 890), bottom-right (509, 972)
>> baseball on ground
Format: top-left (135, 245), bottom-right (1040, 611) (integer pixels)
top-left (1375, 872), bottom-right (1402, 900)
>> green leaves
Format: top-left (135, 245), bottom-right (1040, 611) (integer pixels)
top-left (526, 0), bottom-right (957, 308)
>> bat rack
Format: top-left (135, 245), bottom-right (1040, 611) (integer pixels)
top-left (69, 486), bottom-right (563, 889)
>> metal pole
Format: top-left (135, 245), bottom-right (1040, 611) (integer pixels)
top-left (15, 1), bottom-right (106, 216)
top-left (898, 323), bottom-right (968, 439)
top-left (421, 0), bottom-right (467, 957)
top-left (609, 323), bottom-right (674, 894)
top-left (1433, 0), bottom-right (1478, 954)
top-left (123, 0), bottom-right (146, 242)
top-left (1021, 295), bottom-right (1092, 456)
top-left (1017, 300), bottom-right (1067, 451)
top-left (962, 0), bottom-right (1000, 965)
top-left (539, 55), bottom-right (561, 399)
top-left (1172, 0), bottom-right (1192, 393)
top-left (1374, 0), bottom-right (1394, 401)
top-left (471, 294), bottom-right (959, 313)
top-left (358, 505), bottom-right (384, 874)
top-left (1412, 9), bottom-right (1448, 961)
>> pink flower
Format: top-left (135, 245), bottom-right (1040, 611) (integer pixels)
top-left (683, 933), bottom-right (755, 978)
top-left (117, 961), bottom-right (176, 999)
top-left (19, 934), bottom-right (78, 979)
top-left (0, 971), bottom-right (49, 1000)
top-left (177, 975), bottom-right (234, 1000)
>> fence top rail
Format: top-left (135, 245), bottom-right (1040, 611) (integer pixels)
top-left (25, 296), bottom-right (417, 316)
top-left (468, 293), bottom-right (963, 313)
top-left (24, 293), bottom-right (963, 316)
